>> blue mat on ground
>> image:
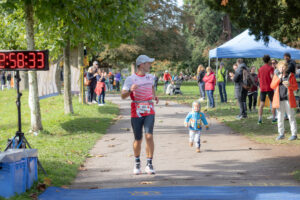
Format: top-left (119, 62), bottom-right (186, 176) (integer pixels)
top-left (39, 186), bottom-right (300, 200)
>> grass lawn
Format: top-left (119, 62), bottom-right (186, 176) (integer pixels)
top-left (0, 90), bottom-right (119, 200)
top-left (156, 81), bottom-right (300, 145)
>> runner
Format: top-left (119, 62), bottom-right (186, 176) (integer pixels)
top-left (121, 55), bottom-right (159, 175)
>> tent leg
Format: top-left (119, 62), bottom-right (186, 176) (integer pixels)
top-left (215, 58), bottom-right (219, 108)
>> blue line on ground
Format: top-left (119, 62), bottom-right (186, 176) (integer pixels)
top-left (39, 93), bottom-right (59, 100)
top-left (39, 186), bottom-right (300, 200)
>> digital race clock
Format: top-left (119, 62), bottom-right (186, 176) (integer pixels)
top-left (0, 50), bottom-right (49, 71)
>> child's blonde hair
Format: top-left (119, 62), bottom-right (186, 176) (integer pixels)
top-left (192, 101), bottom-right (201, 112)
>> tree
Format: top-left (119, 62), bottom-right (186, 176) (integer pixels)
top-left (205, 0), bottom-right (300, 46)
top-left (25, 0), bottom-right (43, 131)
top-left (34, 0), bottom-right (144, 114)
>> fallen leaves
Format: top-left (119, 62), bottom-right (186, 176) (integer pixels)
top-left (140, 181), bottom-right (153, 185)
top-left (67, 160), bottom-right (73, 165)
top-left (30, 193), bottom-right (38, 200)
top-left (108, 144), bottom-right (115, 148)
top-left (61, 185), bottom-right (69, 189)
top-left (43, 177), bottom-right (52, 186)
top-left (120, 128), bottom-right (130, 131)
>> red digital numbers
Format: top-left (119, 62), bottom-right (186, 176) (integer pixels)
top-left (37, 52), bottom-right (44, 69)
top-left (9, 53), bottom-right (16, 68)
top-left (0, 50), bottom-right (48, 70)
top-left (28, 52), bottom-right (35, 69)
top-left (0, 53), bottom-right (5, 69)
top-left (17, 53), bottom-right (25, 68)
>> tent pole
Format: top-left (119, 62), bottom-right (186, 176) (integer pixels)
top-left (215, 57), bottom-right (218, 108)
top-left (208, 58), bottom-right (210, 67)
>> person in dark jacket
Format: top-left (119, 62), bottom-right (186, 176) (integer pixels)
top-left (248, 66), bottom-right (259, 112)
top-left (153, 73), bottom-right (159, 91)
top-left (86, 66), bottom-right (97, 104)
top-left (1, 72), bottom-right (6, 91)
top-left (197, 64), bottom-right (206, 100)
top-left (233, 59), bottom-right (248, 119)
top-left (284, 52), bottom-right (296, 74)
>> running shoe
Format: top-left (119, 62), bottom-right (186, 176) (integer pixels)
top-left (133, 163), bottom-right (141, 175)
top-left (288, 135), bottom-right (297, 141)
top-left (276, 135), bottom-right (285, 140)
top-left (257, 120), bottom-right (262, 125)
top-left (272, 119), bottom-right (277, 124)
top-left (145, 164), bottom-right (155, 175)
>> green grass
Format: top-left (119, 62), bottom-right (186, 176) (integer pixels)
top-left (0, 90), bottom-right (119, 200)
top-left (156, 81), bottom-right (300, 145)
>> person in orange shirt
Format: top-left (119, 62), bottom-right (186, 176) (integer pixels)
top-left (163, 70), bottom-right (172, 93)
top-left (271, 60), bottom-right (298, 141)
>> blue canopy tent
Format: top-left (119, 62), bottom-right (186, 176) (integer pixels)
top-left (207, 29), bottom-right (300, 108)
top-left (209, 29), bottom-right (300, 60)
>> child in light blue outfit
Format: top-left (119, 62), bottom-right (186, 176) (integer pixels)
top-left (184, 101), bottom-right (209, 152)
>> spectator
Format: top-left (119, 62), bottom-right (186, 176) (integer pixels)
top-left (109, 72), bottom-right (114, 91)
top-left (1, 72), bottom-right (6, 91)
top-left (6, 72), bottom-right (11, 90)
top-left (203, 67), bottom-right (216, 108)
top-left (217, 62), bottom-right (227, 103)
top-left (233, 59), bottom-right (248, 119)
top-left (95, 69), bottom-right (106, 106)
top-left (258, 55), bottom-right (276, 124)
top-left (115, 71), bottom-right (121, 92)
top-left (153, 73), bottom-right (159, 91)
top-left (284, 52), bottom-right (296, 74)
top-left (271, 60), bottom-right (298, 140)
top-left (163, 70), bottom-right (172, 93)
top-left (86, 66), bottom-right (97, 104)
top-left (248, 66), bottom-right (259, 112)
top-left (197, 65), bottom-right (206, 100)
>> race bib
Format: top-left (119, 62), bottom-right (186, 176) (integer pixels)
top-left (136, 103), bottom-right (151, 114)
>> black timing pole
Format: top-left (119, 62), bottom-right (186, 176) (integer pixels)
top-left (16, 71), bottom-right (22, 133)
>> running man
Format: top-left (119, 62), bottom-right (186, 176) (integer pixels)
top-left (121, 55), bottom-right (159, 175)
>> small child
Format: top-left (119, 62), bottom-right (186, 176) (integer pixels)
top-left (184, 101), bottom-right (209, 152)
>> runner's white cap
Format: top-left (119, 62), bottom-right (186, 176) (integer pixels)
top-left (136, 55), bottom-right (155, 67)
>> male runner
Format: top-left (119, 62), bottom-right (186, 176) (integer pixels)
top-left (121, 55), bottom-right (159, 175)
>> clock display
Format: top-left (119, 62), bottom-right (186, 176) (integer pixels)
top-left (0, 50), bottom-right (49, 71)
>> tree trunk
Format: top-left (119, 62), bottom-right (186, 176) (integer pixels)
top-left (25, 0), bottom-right (43, 131)
top-left (222, 14), bottom-right (232, 41)
top-left (63, 37), bottom-right (74, 114)
top-left (78, 43), bottom-right (85, 103)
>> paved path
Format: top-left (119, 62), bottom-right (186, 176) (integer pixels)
top-left (71, 94), bottom-right (300, 189)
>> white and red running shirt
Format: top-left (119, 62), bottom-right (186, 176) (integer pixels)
top-left (123, 73), bottom-right (155, 118)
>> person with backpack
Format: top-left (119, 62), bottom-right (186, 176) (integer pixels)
top-left (217, 62), bottom-right (227, 103)
top-left (233, 59), bottom-right (249, 119)
top-left (258, 55), bottom-right (276, 124)
top-left (248, 66), bottom-right (259, 112)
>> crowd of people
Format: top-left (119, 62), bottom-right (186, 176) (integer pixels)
top-left (0, 71), bottom-right (12, 91)
top-left (85, 61), bottom-right (122, 105)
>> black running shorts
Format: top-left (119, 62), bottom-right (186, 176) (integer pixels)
top-left (131, 114), bottom-right (155, 141)
top-left (260, 91), bottom-right (274, 102)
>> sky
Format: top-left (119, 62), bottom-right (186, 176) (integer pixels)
top-left (177, 0), bottom-right (183, 7)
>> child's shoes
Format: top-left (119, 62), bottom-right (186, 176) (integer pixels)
top-left (189, 142), bottom-right (193, 147)
top-left (196, 148), bottom-right (200, 153)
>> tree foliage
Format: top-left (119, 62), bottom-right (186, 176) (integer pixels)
top-left (205, 0), bottom-right (300, 46)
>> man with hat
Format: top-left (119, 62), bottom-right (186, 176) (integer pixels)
top-left (121, 55), bottom-right (159, 175)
